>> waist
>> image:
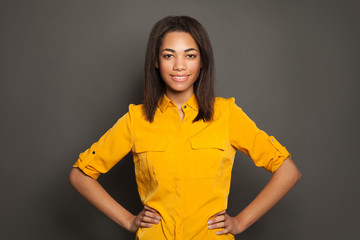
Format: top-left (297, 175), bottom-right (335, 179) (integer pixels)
top-left (136, 177), bottom-right (233, 239)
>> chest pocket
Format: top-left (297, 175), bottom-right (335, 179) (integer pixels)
top-left (133, 138), bottom-right (169, 181)
top-left (189, 135), bottom-right (226, 178)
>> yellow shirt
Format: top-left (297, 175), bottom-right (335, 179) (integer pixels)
top-left (73, 94), bottom-right (290, 240)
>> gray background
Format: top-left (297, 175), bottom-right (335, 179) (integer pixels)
top-left (1, 0), bottom-right (359, 239)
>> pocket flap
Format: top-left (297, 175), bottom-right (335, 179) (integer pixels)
top-left (134, 138), bottom-right (168, 153)
top-left (191, 135), bottom-right (225, 150)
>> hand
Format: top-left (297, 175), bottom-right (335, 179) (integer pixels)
top-left (128, 205), bottom-right (161, 233)
top-left (207, 210), bottom-right (243, 235)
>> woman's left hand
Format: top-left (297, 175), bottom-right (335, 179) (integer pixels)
top-left (207, 210), bottom-right (243, 235)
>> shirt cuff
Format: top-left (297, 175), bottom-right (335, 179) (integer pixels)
top-left (73, 158), bottom-right (101, 180)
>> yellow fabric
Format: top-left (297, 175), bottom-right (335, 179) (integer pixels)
top-left (73, 95), bottom-right (290, 239)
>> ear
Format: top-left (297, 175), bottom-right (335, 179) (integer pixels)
top-left (155, 61), bottom-right (159, 68)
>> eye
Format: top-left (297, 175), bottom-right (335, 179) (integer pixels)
top-left (187, 54), bottom-right (197, 59)
top-left (163, 54), bottom-right (173, 59)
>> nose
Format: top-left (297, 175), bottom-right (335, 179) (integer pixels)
top-left (173, 57), bottom-right (186, 71)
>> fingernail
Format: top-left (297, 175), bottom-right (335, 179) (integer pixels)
top-left (216, 231), bottom-right (220, 235)
top-left (156, 216), bottom-right (161, 220)
top-left (207, 220), bottom-right (212, 224)
top-left (155, 220), bottom-right (159, 224)
top-left (208, 225), bottom-right (213, 229)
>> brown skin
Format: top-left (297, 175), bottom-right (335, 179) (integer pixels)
top-left (70, 156), bottom-right (300, 235)
top-left (207, 157), bottom-right (301, 235)
top-left (157, 31), bottom-right (202, 121)
top-left (69, 168), bottom-right (160, 232)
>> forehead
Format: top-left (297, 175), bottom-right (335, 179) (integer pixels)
top-left (160, 31), bottom-right (198, 50)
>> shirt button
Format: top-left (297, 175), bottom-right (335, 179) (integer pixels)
top-left (183, 105), bottom-right (187, 108)
top-left (92, 151), bottom-right (95, 154)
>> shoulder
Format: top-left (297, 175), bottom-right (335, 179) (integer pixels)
top-left (214, 97), bottom-right (248, 118)
top-left (127, 103), bottom-right (146, 120)
top-left (212, 97), bottom-right (238, 120)
top-left (214, 96), bottom-right (236, 109)
top-left (128, 103), bottom-right (143, 113)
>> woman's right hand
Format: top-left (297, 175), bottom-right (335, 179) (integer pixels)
top-left (128, 205), bottom-right (161, 232)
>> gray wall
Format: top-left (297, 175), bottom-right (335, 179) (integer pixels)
top-left (1, 0), bottom-right (359, 239)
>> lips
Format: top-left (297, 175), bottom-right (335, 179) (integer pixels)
top-left (170, 74), bottom-right (190, 82)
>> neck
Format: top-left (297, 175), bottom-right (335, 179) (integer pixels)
top-left (165, 88), bottom-right (194, 108)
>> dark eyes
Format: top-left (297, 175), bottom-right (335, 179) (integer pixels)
top-left (162, 54), bottom-right (197, 59)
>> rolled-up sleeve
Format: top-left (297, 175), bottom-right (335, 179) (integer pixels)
top-left (228, 98), bottom-right (290, 173)
top-left (73, 110), bottom-right (133, 179)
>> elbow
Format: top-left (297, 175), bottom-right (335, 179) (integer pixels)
top-left (290, 161), bottom-right (302, 184)
top-left (297, 168), bottom-right (302, 181)
top-left (69, 167), bottom-right (81, 187)
top-left (296, 166), bottom-right (302, 179)
top-left (293, 168), bottom-right (302, 183)
top-left (69, 167), bottom-right (96, 189)
top-left (277, 157), bottom-right (302, 184)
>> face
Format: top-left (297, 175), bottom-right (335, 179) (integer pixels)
top-left (157, 31), bottom-right (201, 98)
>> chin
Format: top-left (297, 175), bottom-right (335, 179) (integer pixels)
top-left (169, 84), bottom-right (192, 92)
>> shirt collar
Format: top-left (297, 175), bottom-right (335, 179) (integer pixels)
top-left (185, 94), bottom-right (198, 111)
top-left (158, 94), bottom-right (172, 112)
top-left (158, 94), bottom-right (198, 112)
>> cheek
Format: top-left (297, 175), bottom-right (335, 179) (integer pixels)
top-left (159, 62), bottom-right (171, 75)
top-left (159, 67), bottom-right (167, 80)
top-left (191, 61), bottom-right (202, 75)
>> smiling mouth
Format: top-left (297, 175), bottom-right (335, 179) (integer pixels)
top-left (171, 75), bottom-right (190, 82)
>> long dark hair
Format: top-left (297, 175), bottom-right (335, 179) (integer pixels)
top-left (143, 16), bottom-right (215, 122)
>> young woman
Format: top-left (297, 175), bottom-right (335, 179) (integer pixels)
top-left (69, 16), bottom-right (301, 239)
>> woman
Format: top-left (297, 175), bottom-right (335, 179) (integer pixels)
top-left (69, 16), bottom-right (301, 239)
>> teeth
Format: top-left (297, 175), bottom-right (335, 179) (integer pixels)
top-left (173, 76), bottom-right (188, 79)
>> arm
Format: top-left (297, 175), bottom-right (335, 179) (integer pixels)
top-left (208, 157), bottom-right (301, 235)
top-left (69, 167), bottom-right (161, 232)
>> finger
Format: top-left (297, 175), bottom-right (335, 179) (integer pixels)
top-left (216, 228), bottom-right (229, 235)
top-left (139, 221), bottom-right (153, 228)
top-left (208, 214), bottom-right (225, 224)
top-left (213, 214), bottom-right (226, 223)
top-left (142, 216), bottom-right (160, 224)
top-left (208, 221), bottom-right (225, 230)
top-left (144, 210), bottom-right (161, 220)
top-left (210, 210), bottom-right (226, 218)
top-left (144, 205), bottom-right (158, 213)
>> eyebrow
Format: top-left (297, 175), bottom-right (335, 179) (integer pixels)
top-left (161, 48), bottom-right (198, 53)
